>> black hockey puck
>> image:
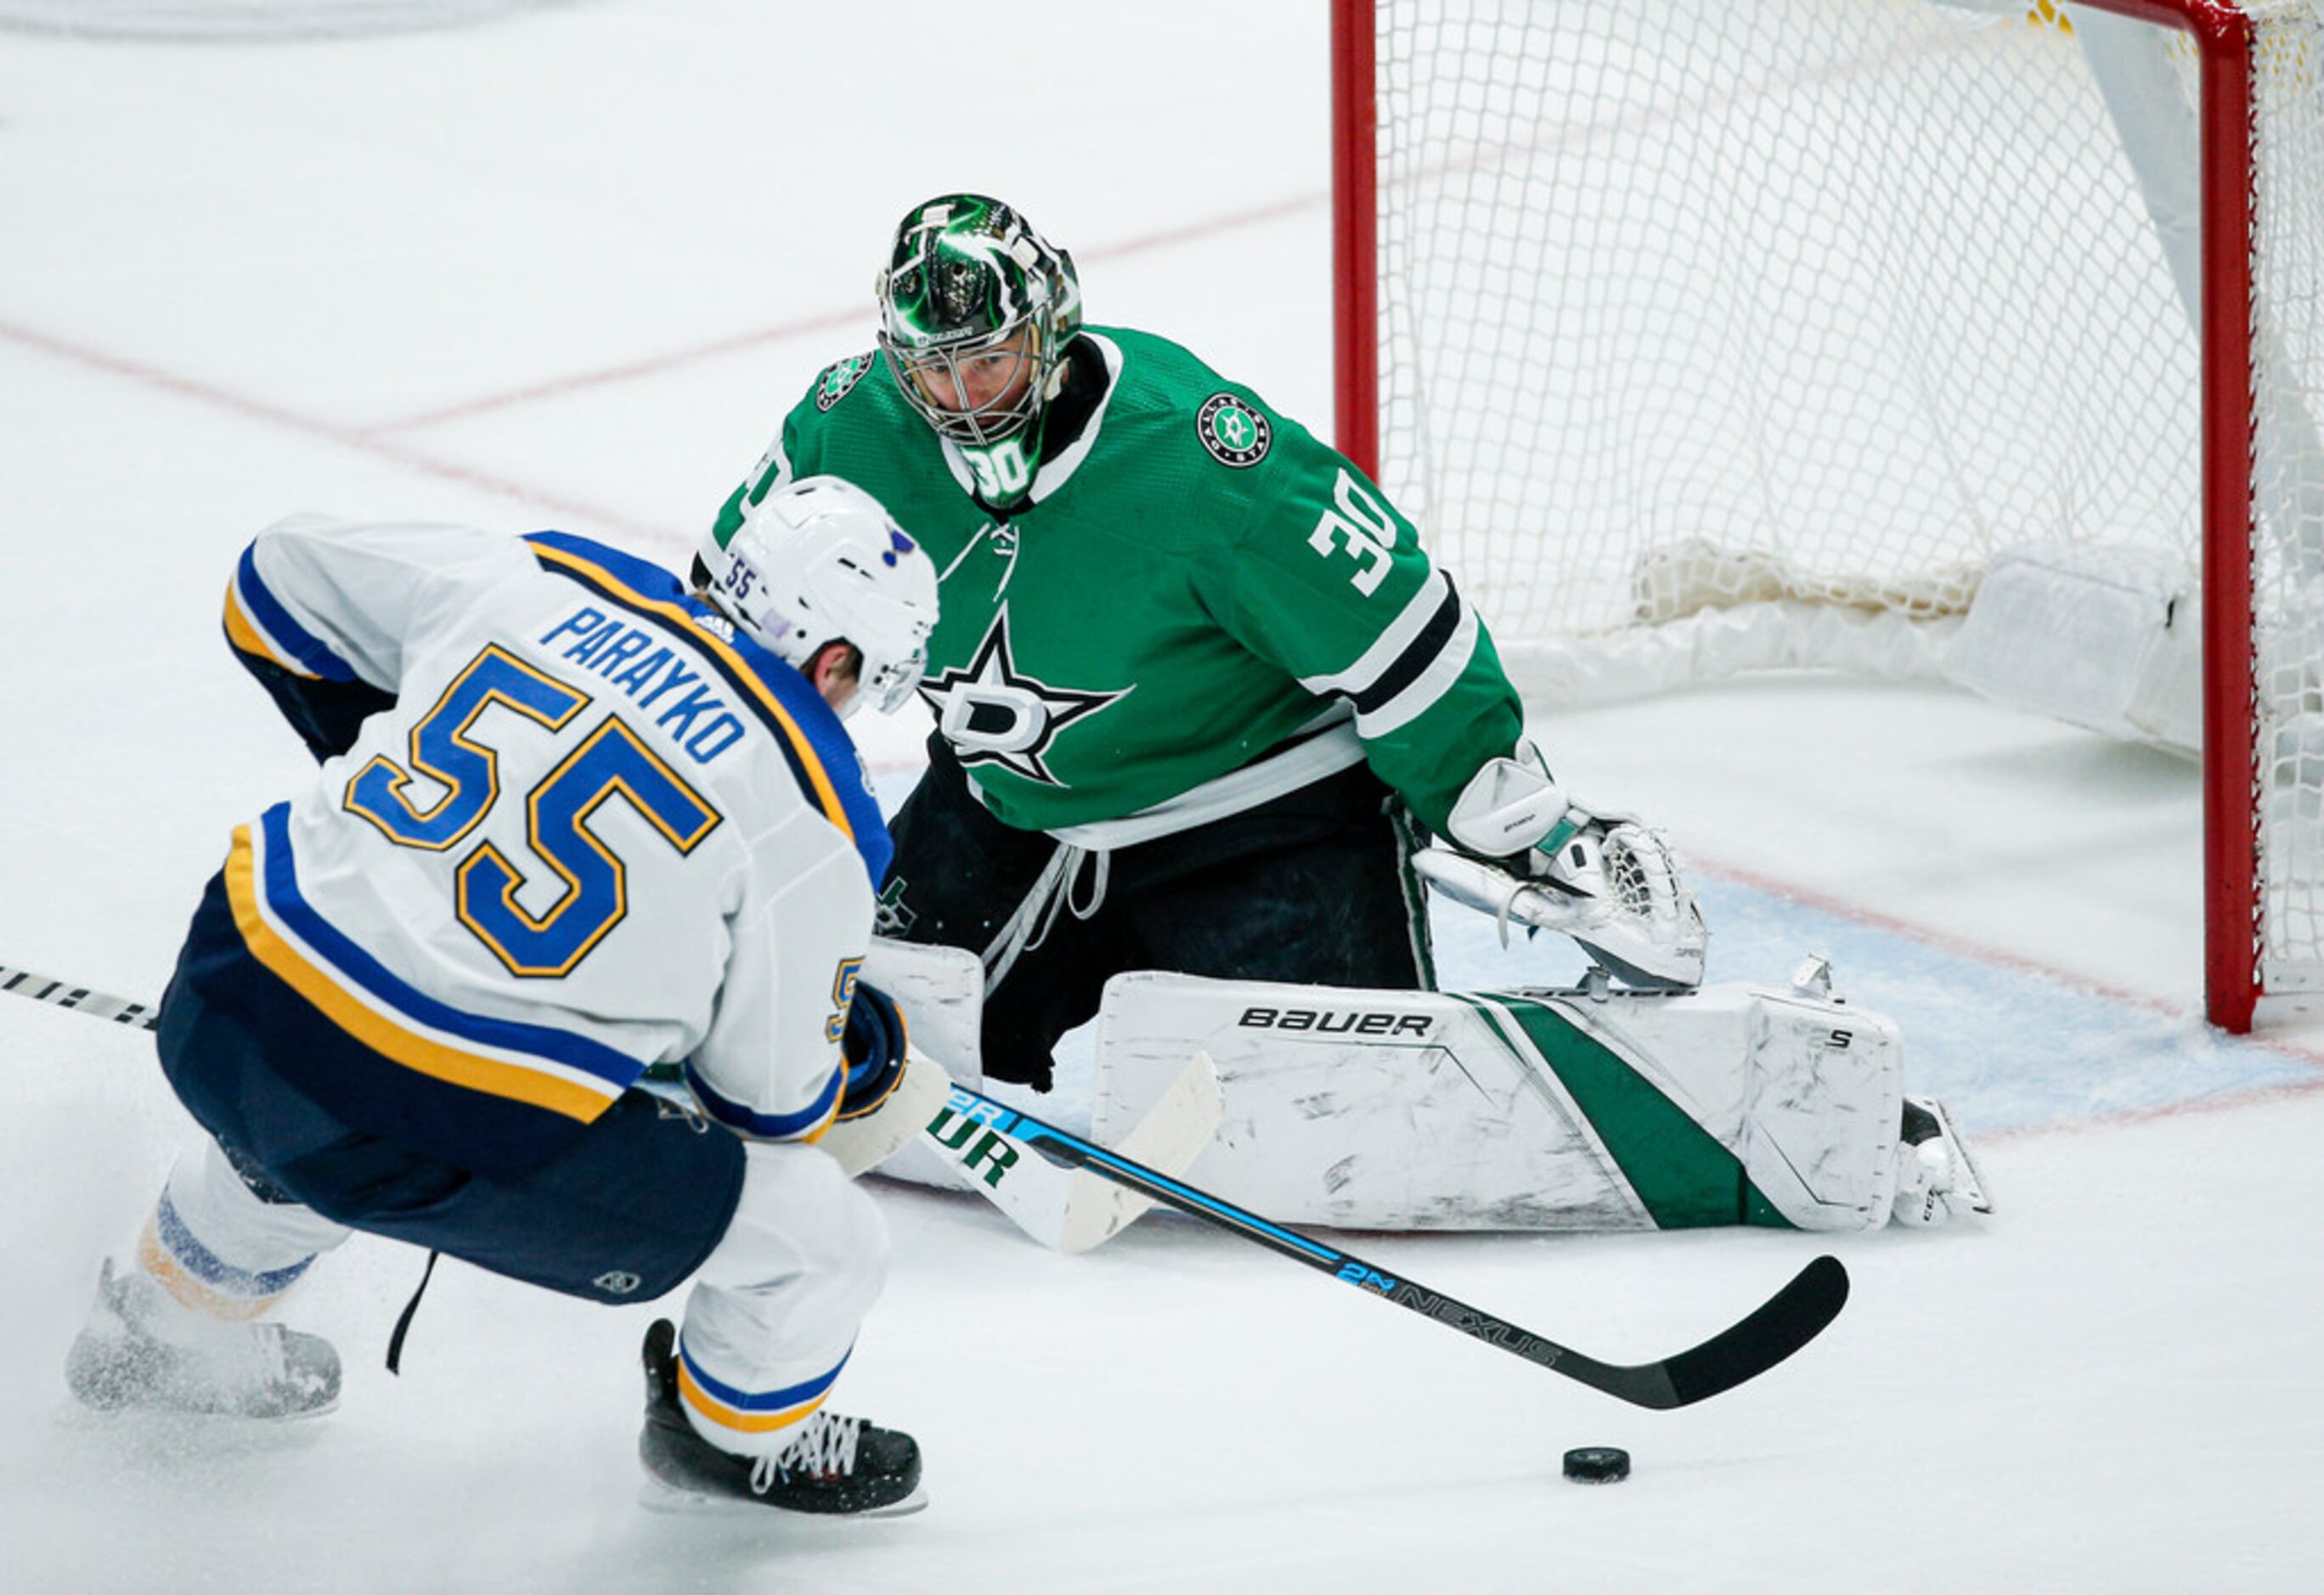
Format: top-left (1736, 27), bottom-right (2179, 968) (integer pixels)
top-left (1562, 1446), bottom-right (1631, 1484)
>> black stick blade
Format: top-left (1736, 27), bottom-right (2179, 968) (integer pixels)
top-left (962, 1088), bottom-right (1853, 1412)
top-left (1602, 1254), bottom-right (1850, 1410)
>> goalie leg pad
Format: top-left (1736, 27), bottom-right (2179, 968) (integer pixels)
top-left (851, 938), bottom-right (987, 1192)
top-left (1095, 970), bottom-right (1904, 1231)
top-left (862, 937), bottom-right (984, 1083)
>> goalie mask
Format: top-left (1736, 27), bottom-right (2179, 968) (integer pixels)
top-left (875, 194), bottom-right (1082, 451)
top-left (696, 476), bottom-right (939, 718)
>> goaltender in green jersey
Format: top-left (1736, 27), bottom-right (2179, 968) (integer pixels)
top-left (705, 194), bottom-right (1701, 1092)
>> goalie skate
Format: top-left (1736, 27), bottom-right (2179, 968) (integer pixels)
top-left (635, 1320), bottom-right (925, 1519)
top-left (1415, 823), bottom-right (1706, 990)
top-left (1891, 1096), bottom-right (1994, 1227)
top-left (65, 1258), bottom-right (341, 1420)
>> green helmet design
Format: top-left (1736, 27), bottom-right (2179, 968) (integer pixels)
top-left (875, 194), bottom-right (1082, 449)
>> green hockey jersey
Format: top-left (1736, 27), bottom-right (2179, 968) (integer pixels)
top-left (711, 326), bottom-right (1526, 845)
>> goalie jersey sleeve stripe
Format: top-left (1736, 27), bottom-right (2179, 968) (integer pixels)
top-left (1294, 567), bottom-right (1481, 738)
top-left (1349, 579), bottom-right (1464, 716)
top-left (1295, 568), bottom-right (1453, 699)
top-left (1354, 600), bottom-right (1480, 739)
top-left (224, 544), bottom-right (360, 683)
top-left (523, 532), bottom-right (891, 888)
top-left (228, 808), bottom-right (637, 1123)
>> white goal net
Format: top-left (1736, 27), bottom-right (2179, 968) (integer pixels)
top-left (1345, 0), bottom-right (2324, 1026)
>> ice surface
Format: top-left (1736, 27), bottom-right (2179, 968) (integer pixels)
top-left (3, 4), bottom-right (2321, 1589)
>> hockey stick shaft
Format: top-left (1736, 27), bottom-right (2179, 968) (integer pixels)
top-left (1, 959), bottom-right (699, 1077)
top-left (8, 959), bottom-right (1847, 1402)
top-left (0, 960), bottom-right (1203, 1260)
top-left (0, 964), bottom-right (161, 1030)
top-left (959, 1085), bottom-right (1848, 1410)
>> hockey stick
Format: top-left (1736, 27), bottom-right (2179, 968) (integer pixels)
top-left (953, 1084), bottom-right (1849, 1410)
top-left (8, 958), bottom-right (1846, 1401)
top-left (0, 959), bottom-right (1216, 1257)
top-left (2, 964), bottom-right (161, 1030)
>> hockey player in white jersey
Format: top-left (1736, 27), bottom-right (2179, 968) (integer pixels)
top-left (66, 477), bottom-right (945, 1518)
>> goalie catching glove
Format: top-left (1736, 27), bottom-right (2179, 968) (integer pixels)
top-left (1428, 745), bottom-right (1707, 990)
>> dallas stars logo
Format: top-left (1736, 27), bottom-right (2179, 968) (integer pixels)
top-left (1197, 392), bottom-right (1272, 467)
top-left (917, 609), bottom-right (1127, 786)
top-left (873, 877), bottom-right (916, 937)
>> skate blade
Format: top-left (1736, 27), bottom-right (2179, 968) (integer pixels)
top-left (638, 1476), bottom-right (928, 1519)
top-left (109, 1395), bottom-right (340, 1423)
top-left (67, 1366), bottom-right (341, 1423)
top-left (1917, 1096), bottom-right (1994, 1215)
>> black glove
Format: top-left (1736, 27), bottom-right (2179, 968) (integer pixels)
top-left (838, 981), bottom-right (909, 1121)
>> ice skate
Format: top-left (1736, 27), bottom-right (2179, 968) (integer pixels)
top-left (636, 1319), bottom-right (925, 1518)
top-left (1891, 1096), bottom-right (1994, 1227)
top-left (65, 1258), bottom-right (341, 1419)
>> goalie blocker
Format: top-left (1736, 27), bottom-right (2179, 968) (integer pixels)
top-left (1093, 965), bottom-right (1988, 1232)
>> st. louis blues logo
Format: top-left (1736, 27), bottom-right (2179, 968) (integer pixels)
top-left (917, 609), bottom-right (1126, 786)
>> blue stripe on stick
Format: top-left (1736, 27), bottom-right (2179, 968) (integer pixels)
top-left (990, 1102), bottom-right (1346, 1265)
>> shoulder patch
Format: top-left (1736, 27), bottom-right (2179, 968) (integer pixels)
top-left (814, 352), bottom-right (878, 413)
top-left (1196, 392), bottom-right (1272, 468)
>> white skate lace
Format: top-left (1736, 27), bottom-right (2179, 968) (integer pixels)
top-left (752, 1412), bottom-right (866, 1491)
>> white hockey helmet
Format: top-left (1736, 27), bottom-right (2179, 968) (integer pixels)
top-left (696, 476), bottom-right (939, 717)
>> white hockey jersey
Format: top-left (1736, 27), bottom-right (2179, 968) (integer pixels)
top-left (217, 514), bottom-right (891, 1169)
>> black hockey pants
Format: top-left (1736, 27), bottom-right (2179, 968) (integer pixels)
top-left (879, 738), bottom-right (1434, 1091)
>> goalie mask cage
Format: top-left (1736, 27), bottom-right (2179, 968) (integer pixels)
top-left (1332, 0), bottom-right (2324, 1033)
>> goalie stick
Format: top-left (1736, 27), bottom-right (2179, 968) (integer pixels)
top-left (0, 959), bottom-right (1213, 1257)
top-left (955, 1083), bottom-right (1849, 1410)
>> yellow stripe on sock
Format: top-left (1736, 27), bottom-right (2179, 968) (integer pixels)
top-left (675, 1358), bottom-right (831, 1436)
top-left (137, 1219), bottom-right (279, 1323)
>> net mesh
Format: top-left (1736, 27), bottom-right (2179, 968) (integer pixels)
top-left (1368, 0), bottom-right (2324, 996)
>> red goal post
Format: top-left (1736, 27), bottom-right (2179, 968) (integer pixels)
top-left (1333, 0), bottom-right (2324, 1034)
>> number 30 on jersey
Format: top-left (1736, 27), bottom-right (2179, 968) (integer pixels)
top-left (1308, 470), bottom-right (1399, 595)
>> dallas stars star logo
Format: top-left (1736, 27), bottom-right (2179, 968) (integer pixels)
top-left (917, 609), bottom-right (1127, 786)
